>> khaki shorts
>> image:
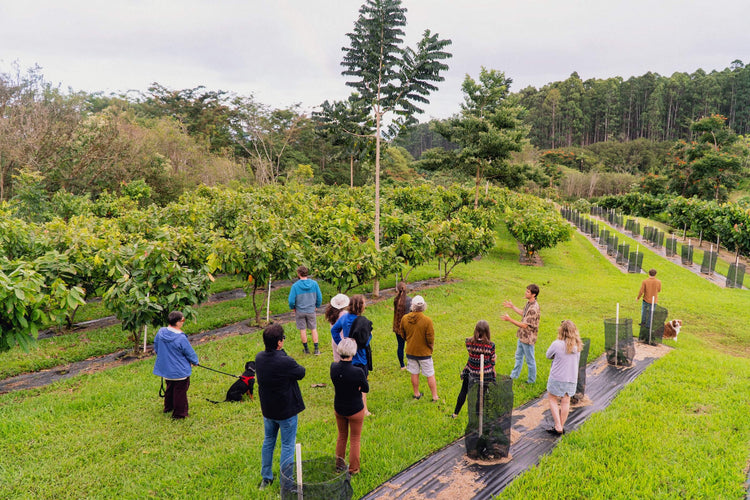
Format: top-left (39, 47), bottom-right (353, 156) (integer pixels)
top-left (407, 357), bottom-right (434, 377)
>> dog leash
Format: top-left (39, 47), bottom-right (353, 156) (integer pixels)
top-left (194, 363), bottom-right (240, 379)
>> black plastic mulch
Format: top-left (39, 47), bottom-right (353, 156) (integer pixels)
top-left (363, 342), bottom-right (671, 500)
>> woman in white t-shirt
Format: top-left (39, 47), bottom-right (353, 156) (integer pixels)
top-left (545, 320), bottom-right (582, 435)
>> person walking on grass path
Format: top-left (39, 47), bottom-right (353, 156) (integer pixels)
top-left (502, 283), bottom-right (540, 384)
top-left (288, 265), bottom-right (323, 355)
top-left (637, 268), bottom-right (661, 326)
top-left (255, 324), bottom-right (306, 490)
top-left (545, 319), bottom-right (582, 436)
top-left (400, 295), bottom-right (439, 402)
top-left (153, 311), bottom-right (199, 420)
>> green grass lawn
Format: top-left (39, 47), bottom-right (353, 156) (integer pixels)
top-left (2, 224), bottom-right (750, 498)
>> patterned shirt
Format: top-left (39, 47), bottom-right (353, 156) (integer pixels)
top-left (462, 339), bottom-right (496, 382)
top-left (517, 301), bottom-right (540, 345)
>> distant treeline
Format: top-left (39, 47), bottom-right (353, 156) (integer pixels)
top-left (515, 60), bottom-right (750, 148)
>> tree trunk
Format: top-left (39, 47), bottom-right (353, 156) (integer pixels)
top-left (252, 282), bottom-right (261, 325)
top-left (350, 154), bottom-right (354, 188)
top-left (474, 162), bottom-right (481, 209)
top-left (373, 111), bottom-right (381, 297)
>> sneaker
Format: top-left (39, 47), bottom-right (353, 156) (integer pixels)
top-left (314, 348), bottom-right (321, 355)
top-left (304, 348), bottom-right (311, 355)
top-left (258, 478), bottom-right (273, 490)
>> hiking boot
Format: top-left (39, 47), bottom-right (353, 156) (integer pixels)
top-left (258, 478), bottom-right (273, 490)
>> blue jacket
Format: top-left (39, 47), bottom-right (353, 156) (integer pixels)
top-left (153, 327), bottom-right (199, 379)
top-left (331, 314), bottom-right (370, 367)
top-left (288, 278), bottom-right (322, 313)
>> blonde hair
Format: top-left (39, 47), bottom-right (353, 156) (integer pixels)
top-left (558, 320), bottom-right (583, 354)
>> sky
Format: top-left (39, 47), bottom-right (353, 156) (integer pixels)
top-left (1, 0), bottom-right (748, 121)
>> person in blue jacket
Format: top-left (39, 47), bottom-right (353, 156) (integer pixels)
top-left (288, 265), bottom-right (323, 355)
top-left (331, 294), bottom-right (372, 415)
top-left (153, 311), bottom-right (199, 419)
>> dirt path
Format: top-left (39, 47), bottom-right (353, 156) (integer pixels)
top-left (0, 278), bottom-right (452, 394)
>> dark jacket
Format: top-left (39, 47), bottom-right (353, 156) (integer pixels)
top-left (330, 361), bottom-right (369, 417)
top-left (349, 315), bottom-right (373, 370)
top-left (255, 349), bottom-right (306, 420)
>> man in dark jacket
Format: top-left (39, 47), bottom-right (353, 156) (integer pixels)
top-left (255, 324), bottom-right (306, 490)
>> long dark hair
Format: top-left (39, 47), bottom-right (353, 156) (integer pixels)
top-left (392, 282), bottom-right (408, 333)
top-left (325, 304), bottom-right (342, 325)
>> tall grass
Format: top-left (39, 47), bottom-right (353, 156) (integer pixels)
top-left (1, 224), bottom-right (750, 498)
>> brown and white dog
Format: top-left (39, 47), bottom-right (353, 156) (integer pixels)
top-left (663, 319), bottom-right (683, 341)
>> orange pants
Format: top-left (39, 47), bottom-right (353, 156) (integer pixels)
top-left (335, 408), bottom-right (365, 473)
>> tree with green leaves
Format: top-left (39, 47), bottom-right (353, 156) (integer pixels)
top-left (669, 114), bottom-right (748, 201)
top-left (103, 240), bottom-right (212, 352)
top-left (340, 0), bottom-right (452, 295)
top-left (433, 67), bottom-right (526, 207)
top-left (315, 94), bottom-right (373, 187)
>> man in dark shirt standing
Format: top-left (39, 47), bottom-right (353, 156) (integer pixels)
top-left (255, 324), bottom-right (306, 490)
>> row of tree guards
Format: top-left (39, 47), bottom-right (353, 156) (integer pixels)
top-left (561, 207), bottom-right (644, 274)
top-left (562, 206), bottom-right (746, 288)
top-left (605, 303), bottom-right (669, 369)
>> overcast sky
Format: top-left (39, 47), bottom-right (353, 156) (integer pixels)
top-left (1, 0), bottom-right (748, 121)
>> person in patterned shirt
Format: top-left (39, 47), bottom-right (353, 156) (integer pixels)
top-left (452, 320), bottom-right (496, 418)
top-left (502, 284), bottom-right (540, 384)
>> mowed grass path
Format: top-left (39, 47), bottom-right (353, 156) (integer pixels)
top-left (2, 225), bottom-right (750, 499)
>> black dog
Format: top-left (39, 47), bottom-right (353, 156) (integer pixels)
top-left (225, 361), bottom-right (256, 402)
top-left (207, 361), bottom-right (256, 403)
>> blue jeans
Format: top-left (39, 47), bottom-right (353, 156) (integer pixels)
top-left (641, 300), bottom-right (654, 326)
top-left (261, 414), bottom-right (298, 482)
top-left (395, 333), bottom-right (406, 368)
top-left (510, 340), bottom-right (536, 383)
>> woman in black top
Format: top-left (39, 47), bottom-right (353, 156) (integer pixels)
top-left (330, 337), bottom-right (369, 474)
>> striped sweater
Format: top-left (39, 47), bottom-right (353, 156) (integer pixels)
top-left (461, 339), bottom-right (496, 382)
